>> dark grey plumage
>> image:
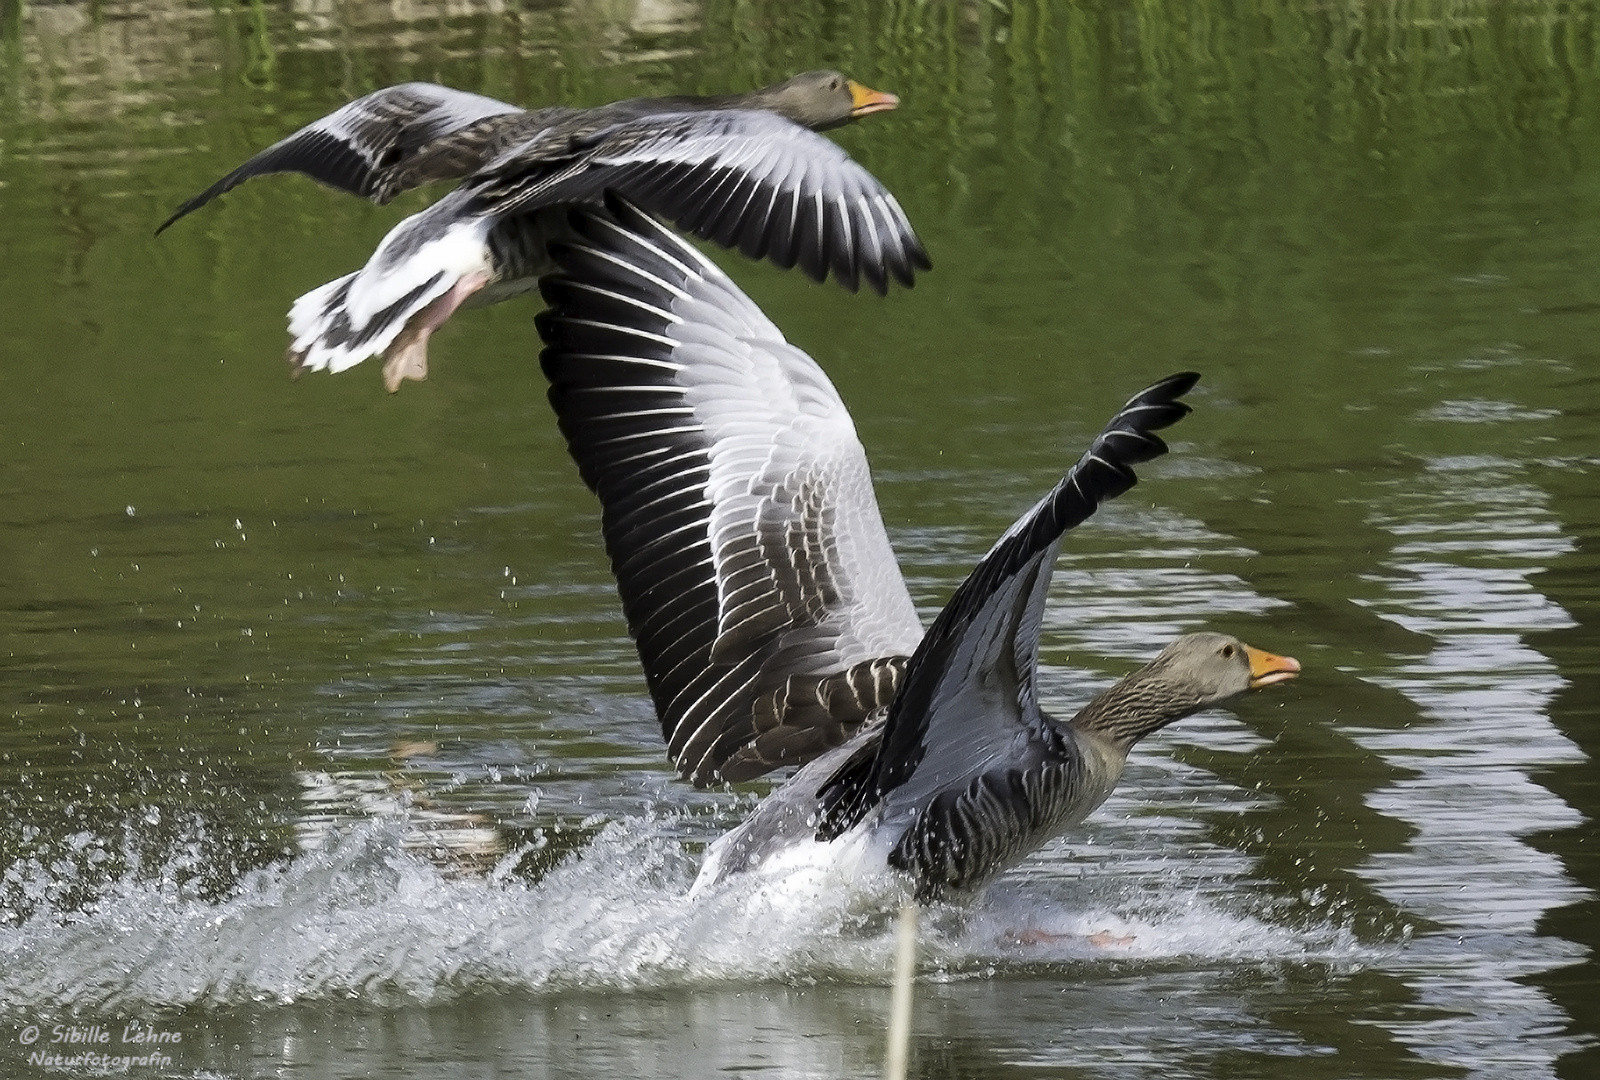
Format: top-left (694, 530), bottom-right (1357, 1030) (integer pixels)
top-left (813, 374), bottom-right (1200, 841)
top-left (878, 633), bottom-right (1299, 897)
top-left (154, 82), bottom-right (529, 234)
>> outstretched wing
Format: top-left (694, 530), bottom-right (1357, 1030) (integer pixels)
top-left (535, 195), bottom-right (926, 785)
top-left (156, 83), bottom-right (527, 234)
top-left (471, 109), bottom-right (931, 295)
top-left (816, 373), bottom-right (1199, 837)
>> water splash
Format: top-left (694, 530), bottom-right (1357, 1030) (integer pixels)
top-left (0, 813), bottom-right (1368, 1014)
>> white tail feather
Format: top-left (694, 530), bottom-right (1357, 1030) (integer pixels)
top-left (285, 204), bottom-right (494, 376)
top-left (287, 273), bottom-right (363, 374)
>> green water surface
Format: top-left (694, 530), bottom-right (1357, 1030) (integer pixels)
top-left (1, 2), bottom-right (1598, 1078)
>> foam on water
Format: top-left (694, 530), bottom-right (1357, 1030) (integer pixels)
top-left (0, 815), bottom-right (1369, 1013)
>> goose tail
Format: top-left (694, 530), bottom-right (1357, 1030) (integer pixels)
top-left (285, 204), bottom-right (495, 391)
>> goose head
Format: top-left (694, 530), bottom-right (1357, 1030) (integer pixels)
top-left (752, 70), bottom-right (900, 131)
top-left (1074, 632), bottom-right (1300, 749)
top-left (1148, 631), bottom-right (1302, 697)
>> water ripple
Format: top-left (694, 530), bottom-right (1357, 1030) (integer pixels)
top-left (1347, 461), bottom-right (1591, 1076)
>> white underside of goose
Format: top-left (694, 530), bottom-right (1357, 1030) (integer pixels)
top-left (692, 829), bottom-right (890, 904)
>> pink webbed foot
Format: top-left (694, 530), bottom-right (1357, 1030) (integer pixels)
top-left (381, 270), bottom-right (492, 394)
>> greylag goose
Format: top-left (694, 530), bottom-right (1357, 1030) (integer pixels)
top-left (157, 71), bottom-right (927, 393)
top-left (535, 197), bottom-right (1300, 900)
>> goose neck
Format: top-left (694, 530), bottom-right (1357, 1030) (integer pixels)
top-left (1070, 669), bottom-right (1206, 751)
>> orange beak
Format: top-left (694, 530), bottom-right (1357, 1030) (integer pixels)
top-left (1245, 645), bottom-right (1301, 689)
top-left (848, 80), bottom-right (900, 118)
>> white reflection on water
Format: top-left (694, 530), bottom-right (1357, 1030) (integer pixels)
top-left (1350, 456), bottom-right (1590, 1076)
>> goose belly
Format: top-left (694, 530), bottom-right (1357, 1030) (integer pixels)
top-left (888, 759), bottom-right (1120, 899)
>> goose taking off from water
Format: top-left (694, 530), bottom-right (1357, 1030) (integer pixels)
top-left (157, 72), bottom-right (927, 393)
top-left (535, 196), bottom-right (1300, 900)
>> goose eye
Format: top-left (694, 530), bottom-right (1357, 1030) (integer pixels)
top-left (1221, 644), bottom-right (1236, 659)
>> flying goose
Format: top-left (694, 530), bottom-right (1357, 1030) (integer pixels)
top-left (535, 197), bottom-right (1300, 900)
top-left (157, 71), bottom-right (928, 393)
